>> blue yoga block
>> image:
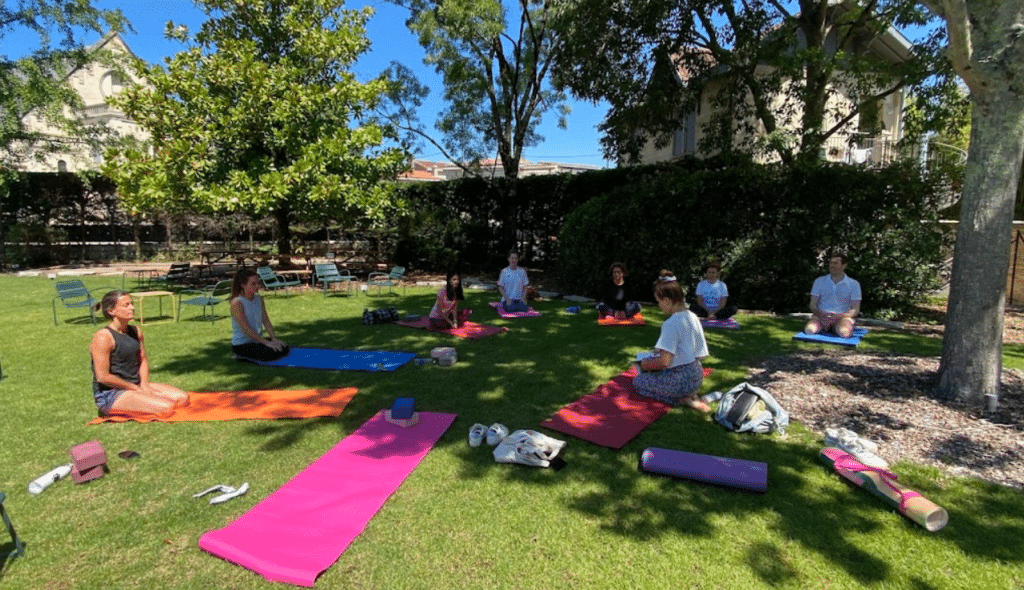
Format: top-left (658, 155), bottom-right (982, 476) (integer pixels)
top-left (391, 397), bottom-right (416, 420)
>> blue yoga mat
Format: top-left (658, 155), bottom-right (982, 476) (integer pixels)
top-left (248, 348), bottom-right (416, 372)
top-left (793, 327), bottom-right (869, 347)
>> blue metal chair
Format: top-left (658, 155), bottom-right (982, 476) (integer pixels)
top-left (178, 280), bottom-right (233, 321)
top-left (366, 266), bottom-right (405, 296)
top-left (52, 280), bottom-right (104, 325)
top-left (0, 491), bottom-right (25, 559)
top-left (256, 266), bottom-right (300, 294)
top-left (313, 263), bottom-right (354, 296)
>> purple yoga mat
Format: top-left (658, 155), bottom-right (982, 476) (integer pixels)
top-left (199, 410), bottom-right (457, 586)
top-left (640, 447), bottom-right (768, 492)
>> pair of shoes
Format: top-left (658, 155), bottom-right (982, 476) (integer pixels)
top-left (467, 423), bottom-right (509, 447)
top-left (824, 427), bottom-right (887, 469)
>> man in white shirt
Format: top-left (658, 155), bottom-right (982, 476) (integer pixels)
top-left (498, 252), bottom-right (530, 313)
top-left (804, 253), bottom-right (861, 338)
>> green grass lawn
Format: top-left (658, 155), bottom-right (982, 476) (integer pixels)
top-left (1, 274), bottom-right (1022, 589)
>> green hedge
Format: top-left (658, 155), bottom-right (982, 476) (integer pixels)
top-left (556, 160), bottom-right (951, 317)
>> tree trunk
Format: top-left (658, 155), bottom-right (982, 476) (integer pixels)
top-left (274, 204), bottom-right (292, 255)
top-left (936, 90), bottom-right (1024, 409)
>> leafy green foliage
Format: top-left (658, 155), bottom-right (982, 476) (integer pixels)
top-left (550, 0), bottom-right (954, 164)
top-left (557, 160), bottom-right (951, 315)
top-left (105, 0), bottom-right (407, 254)
top-left (0, 1), bottom-right (128, 168)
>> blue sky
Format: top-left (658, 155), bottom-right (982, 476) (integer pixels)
top-left (7, 0), bottom-right (613, 168)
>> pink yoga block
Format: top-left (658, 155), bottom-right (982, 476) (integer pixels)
top-left (385, 410), bottom-right (420, 428)
top-left (70, 440), bottom-right (107, 471)
top-left (71, 463), bottom-right (106, 484)
top-left (640, 447), bottom-right (768, 493)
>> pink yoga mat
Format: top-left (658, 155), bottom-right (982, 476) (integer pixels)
top-left (199, 410), bottom-right (457, 586)
top-left (540, 367), bottom-right (712, 449)
top-left (395, 316), bottom-right (509, 339)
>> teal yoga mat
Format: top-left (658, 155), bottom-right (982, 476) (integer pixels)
top-left (247, 348), bottom-right (415, 371)
top-left (793, 327), bottom-right (869, 347)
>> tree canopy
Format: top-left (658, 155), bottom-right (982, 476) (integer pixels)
top-left (551, 0), bottom-right (954, 164)
top-left (105, 0), bottom-right (407, 254)
top-left (384, 0), bottom-right (569, 250)
top-left (0, 0), bottom-right (127, 170)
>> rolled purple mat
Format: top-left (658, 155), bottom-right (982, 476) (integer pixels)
top-left (640, 447), bottom-right (768, 493)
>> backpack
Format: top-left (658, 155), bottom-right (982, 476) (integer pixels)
top-left (362, 306), bottom-right (399, 325)
top-left (715, 382), bottom-right (789, 435)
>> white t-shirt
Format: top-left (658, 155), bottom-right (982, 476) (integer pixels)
top-left (498, 266), bottom-right (529, 301)
top-left (696, 279), bottom-right (728, 309)
top-left (811, 274), bottom-right (862, 314)
top-left (654, 310), bottom-right (709, 368)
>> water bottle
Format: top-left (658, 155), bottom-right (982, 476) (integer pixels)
top-left (28, 463), bottom-right (73, 494)
top-left (701, 391), bottom-right (723, 404)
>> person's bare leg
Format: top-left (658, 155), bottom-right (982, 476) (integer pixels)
top-left (805, 318), bottom-right (822, 334)
top-left (109, 391), bottom-right (176, 416)
top-left (150, 383), bottom-right (189, 406)
top-left (835, 318), bottom-right (855, 339)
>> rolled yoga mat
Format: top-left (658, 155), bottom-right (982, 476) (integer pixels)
top-left (640, 447), bottom-right (768, 493)
top-left (820, 447), bottom-right (948, 532)
top-left (199, 410), bottom-right (457, 586)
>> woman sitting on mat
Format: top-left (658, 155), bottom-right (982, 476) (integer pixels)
top-left (430, 270), bottom-right (473, 329)
top-left (89, 291), bottom-right (190, 416)
top-left (497, 251), bottom-right (530, 313)
top-left (633, 270), bottom-right (711, 412)
top-left (596, 262), bottom-right (642, 319)
top-left (230, 268), bottom-right (290, 362)
top-left (693, 261), bottom-right (737, 321)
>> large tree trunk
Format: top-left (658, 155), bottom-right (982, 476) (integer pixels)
top-left (936, 91), bottom-right (1024, 410)
top-left (933, 0), bottom-right (1024, 411)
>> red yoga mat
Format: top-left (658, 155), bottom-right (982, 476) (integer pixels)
top-left (199, 410), bottom-right (457, 586)
top-left (540, 367), bottom-right (713, 449)
top-left (89, 388), bottom-right (359, 424)
top-left (395, 316), bottom-right (509, 339)
top-left (598, 312), bottom-right (646, 326)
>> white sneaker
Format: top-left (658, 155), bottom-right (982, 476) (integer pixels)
top-left (825, 427), bottom-right (879, 453)
top-left (825, 429), bottom-right (888, 469)
top-left (486, 423), bottom-right (509, 446)
top-left (468, 423), bottom-right (488, 447)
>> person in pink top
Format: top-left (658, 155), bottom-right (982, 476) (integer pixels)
top-left (430, 270), bottom-right (473, 329)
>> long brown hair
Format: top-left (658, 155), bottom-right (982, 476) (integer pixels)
top-left (99, 290), bottom-right (131, 319)
top-left (232, 268), bottom-right (259, 299)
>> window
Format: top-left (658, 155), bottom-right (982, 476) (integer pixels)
top-left (57, 160), bottom-right (68, 172)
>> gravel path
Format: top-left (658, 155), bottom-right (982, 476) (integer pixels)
top-left (745, 349), bottom-right (1024, 489)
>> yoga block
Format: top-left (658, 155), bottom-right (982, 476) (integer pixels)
top-left (391, 397), bottom-right (416, 420)
top-left (70, 440), bottom-right (108, 472)
top-left (430, 346), bottom-right (456, 360)
top-left (640, 447), bottom-right (768, 493)
top-left (71, 463), bottom-right (106, 484)
top-left (385, 410), bottom-right (420, 428)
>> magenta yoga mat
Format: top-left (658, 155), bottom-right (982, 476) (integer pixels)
top-left (198, 410), bottom-right (457, 587)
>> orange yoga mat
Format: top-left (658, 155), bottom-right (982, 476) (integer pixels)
top-left (598, 312), bottom-right (645, 326)
top-left (89, 388), bottom-right (359, 424)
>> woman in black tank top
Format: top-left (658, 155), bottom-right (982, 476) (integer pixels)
top-left (89, 291), bottom-right (189, 416)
